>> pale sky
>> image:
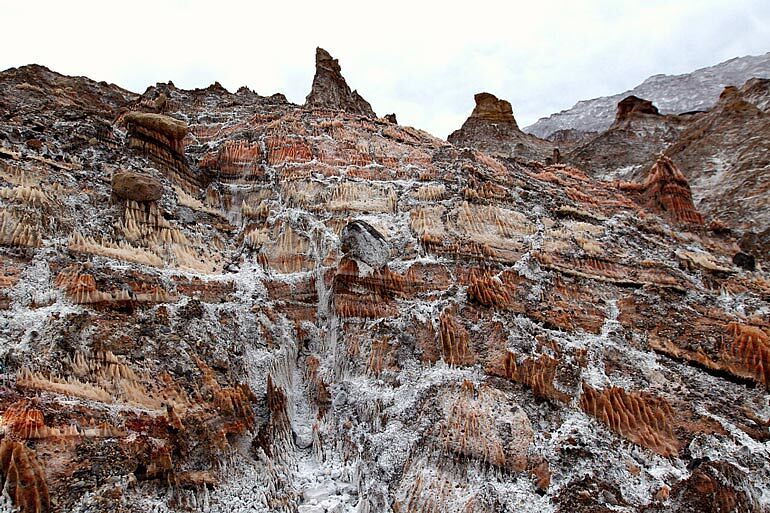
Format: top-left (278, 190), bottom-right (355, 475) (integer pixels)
top-left (2, 1), bottom-right (769, 138)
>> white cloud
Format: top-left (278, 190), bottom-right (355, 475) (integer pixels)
top-left (2, 0), bottom-right (769, 137)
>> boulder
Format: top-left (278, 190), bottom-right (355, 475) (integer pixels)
top-left (340, 220), bottom-right (390, 268)
top-left (112, 171), bottom-right (163, 202)
top-left (123, 112), bottom-right (187, 147)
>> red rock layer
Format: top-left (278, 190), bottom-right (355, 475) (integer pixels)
top-left (579, 384), bottom-right (680, 457)
top-left (0, 439), bottom-right (50, 513)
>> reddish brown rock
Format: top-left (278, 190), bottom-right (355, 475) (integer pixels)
top-left (0, 439), bottom-right (50, 513)
top-left (198, 140), bottom-right (264, 183)
top-left (467, 92), bottom-right (518, 125)
top-left (496, 351), bottom-right (571, 404)
top-left (1, 60), bottom-right (770, 513)
top-left (579, 384), bottom-right (680, 457)
top-left (111, 170), bottom-right (163, 202)
top-left (439, 311), bottom-right (476, 366)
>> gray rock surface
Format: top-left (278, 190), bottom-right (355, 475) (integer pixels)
top-left (340, 220), bottom-right (390, 268)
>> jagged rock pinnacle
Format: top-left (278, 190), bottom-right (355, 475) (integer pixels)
top-left (304, 47), bottom-right (376, 117)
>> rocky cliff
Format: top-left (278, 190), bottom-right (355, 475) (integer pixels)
top-left (0, 54), bottom-right (769, 513)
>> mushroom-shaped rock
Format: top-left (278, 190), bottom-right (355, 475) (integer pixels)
top-left (122, 112), bottom-right (202, 192)
top-left (112, 171), bottom-right (164, 202)
top-left (340, 220), bottom-right (390, 268)
top-left (304, 47), bottom-right (376, 117)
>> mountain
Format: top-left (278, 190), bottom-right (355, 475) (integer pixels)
top-left (0, 52), bottom-right (769, 513)
top-left (525, 52), bottom-right (770, 139)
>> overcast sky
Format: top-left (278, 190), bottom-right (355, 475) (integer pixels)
top-left (2, 1), bottom-right (769, 137)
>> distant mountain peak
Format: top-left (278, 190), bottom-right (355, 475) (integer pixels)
top-left (525, 52), bottom-right (770, 139)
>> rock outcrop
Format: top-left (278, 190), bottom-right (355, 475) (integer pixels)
top-left (304, 47), bottom-right (375, 117)
top-left (569, 77), bottom-right (770, 264)
top-left (663, 79), bottom-right (770, 245)
top-left (340, 220), bottom-right (390, 268)
top-left (619, 155), bottom-right (704, 225)
top-left (448, 92), bottom-right (555, 162)
top-left (0, 439), bottom-right (50, 513)
top-left (466, 92), bottom-right (519, 124)
top-left (122, 111), bottom-right (203, 192)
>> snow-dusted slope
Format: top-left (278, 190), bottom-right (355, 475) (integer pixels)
top-left (525, 52), bottom-right (770, 139)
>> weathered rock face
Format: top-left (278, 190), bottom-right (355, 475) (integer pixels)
top-left (0, 60), bottom-right (769, 513)
top-left (644, 461), bottom-right (762, 513)
top-left (569, 78), bottom-right (770, 264)
top-left (340, 220), bottom-right (391, 268)
top-left (664, 79), bottom-right (770, 240)
top-left (0, 438), bottom-right (50, 513)
top-left (121, 111), bottom-right (203, 192)
top-left (448, 92), bottom-right (555, 162)
top-left (304, 47), bottom-right (376, 117)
